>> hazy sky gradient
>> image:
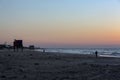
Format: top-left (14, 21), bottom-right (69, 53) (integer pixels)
top-left (1, 0), bottom-right (120, 47)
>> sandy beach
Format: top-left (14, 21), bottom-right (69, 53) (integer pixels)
top-left (0, 50), bottom-right (120, 80)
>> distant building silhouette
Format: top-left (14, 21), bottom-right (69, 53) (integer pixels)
top-left (29, 45), bottom-right (35, 50)
top-left (13, 39), bottom-right (23, 52)
top-left (0, 44), bottom-right (6, 50)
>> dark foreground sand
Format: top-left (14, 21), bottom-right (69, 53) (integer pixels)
top-left (0, 50), bottom-right (120, 80)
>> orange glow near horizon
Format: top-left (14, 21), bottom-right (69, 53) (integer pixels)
top-left (0, 20), bottom-right (120, 47)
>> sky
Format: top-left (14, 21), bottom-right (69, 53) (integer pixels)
top-left (0, 0), bottom-right (120, 48)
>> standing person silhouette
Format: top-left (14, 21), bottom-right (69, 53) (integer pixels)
top-left (95, 51), bottom-right (98, 58)
top-left (43, 48), bottom-right (45, 53)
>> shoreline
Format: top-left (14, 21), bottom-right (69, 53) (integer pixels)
top-left (0, 50), bottom-right (120, 80)
top-left (35, 49), bottom-right (120, 59)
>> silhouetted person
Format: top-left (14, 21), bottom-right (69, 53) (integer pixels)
top-left (95, 51), bottom-right (98, 58)
top-left (13, 39), bottom-right (23, 52)
top-left (43, 48), bottom-right (45, 53)
top-left (13, 40), bottom-right (16, 52)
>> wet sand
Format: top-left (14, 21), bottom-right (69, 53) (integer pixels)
top-left (0, 50), bottom-right (120, 80)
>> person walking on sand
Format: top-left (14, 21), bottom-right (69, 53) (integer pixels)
top-left (95, 51), bottom-right (98, 58)
top-left (43, 48), bottom-right (45, 53)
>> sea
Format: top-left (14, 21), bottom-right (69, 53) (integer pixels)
top-left (36, 48), bottom-right (120, 58)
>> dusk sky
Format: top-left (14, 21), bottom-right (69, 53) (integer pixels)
top-left (1, 0), bottom-right (120, 48)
